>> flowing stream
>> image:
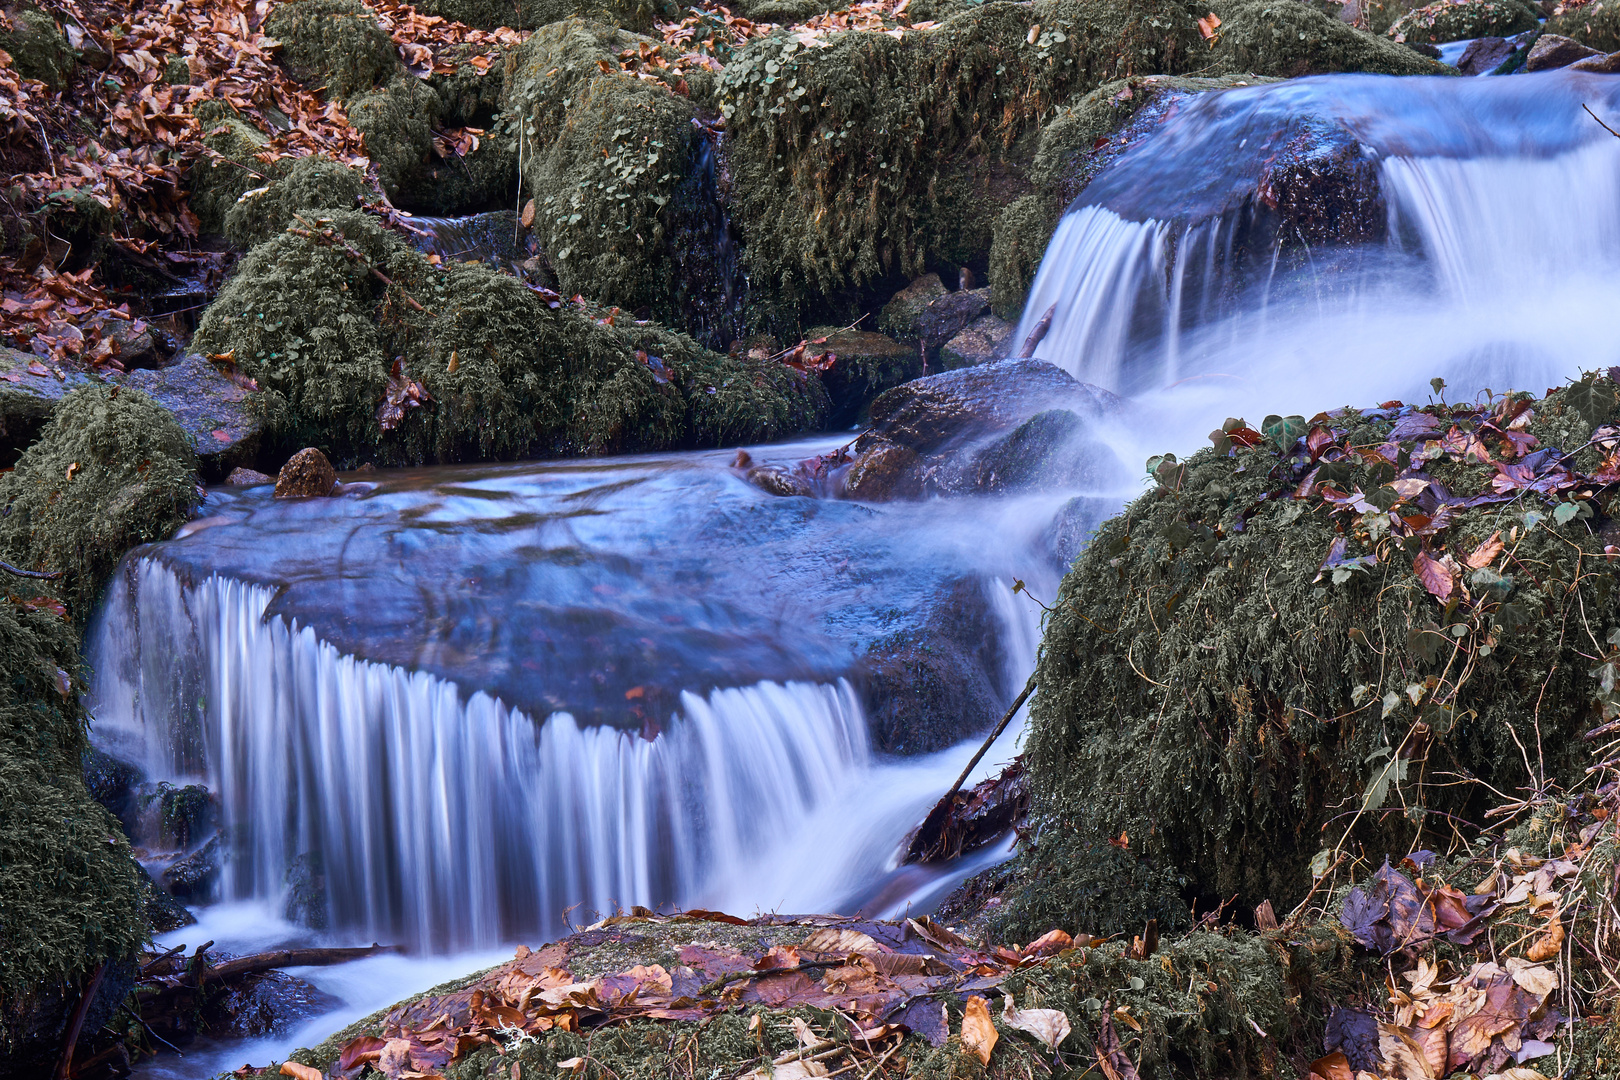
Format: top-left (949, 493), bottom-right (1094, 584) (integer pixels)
top-left (102, 69), bottom-right (1620, 1076)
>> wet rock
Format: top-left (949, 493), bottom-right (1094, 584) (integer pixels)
top-left (82, 747), bottom-right (142, 833)
top-left (1569, 48), bottom-right (1620, 72)
top-left (744, 464), bottom-right (814, 498)
top-left (939, 314), bottom-right (1012, 371)
top-left (227, 466), bottom-right (276, 486)
top-left (124, 352), bottom-right (262, 477)
top-left (1044, 494), bottom-right (1125, 569)
top-left (918, 288), bottom-right (992, 351)
top-left (284, 851), bottom-right (329, 930)
top-left (877, 273), bottom-right (949, 340)
top-left (160, 834), bottom-right (221, 901)
top-left (862, 577), bottom-right (1007, 754)
top-left (142, 863), bottom-right (196, 933)
top-left (834, 360), bottom-right (1124, 501)
top-left (203, 970), bottom-right (344, 1039)
top-left (1524, 33), bottom-right (1602, 70)
top-left (149, 781), bottom-right (216, 849)
top-left (810, 327), bottom-right (921, 427)
top-left (276, 447), bottom-right (339, 498)
top-left (1457, 35), bottom-right (1515, 73)
top-left (0, 345), bottom-right (99, 461)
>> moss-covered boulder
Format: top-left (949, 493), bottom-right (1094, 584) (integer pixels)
top-left (0, 386), bottom-right (199, 624)
top-left (1013, 381), bottom-right (1619, 937)
top-left (193, 211), bottom-right (825, 466)
top-left (0, 5), bottom-right (75, 89)
top-left (346, 75), bottom-right (440, 196)
top-left (502, 19), bottom-right (700, 321)
top-left (409, 0), bottom-right (674, 32)
top-left (265, 0), bottom-right (400, 99)
top-left (0, 587), bottom-right (148, 1071)
top-left (1546, 0), bottom-right (1620, 52)
top-left (1208, 0), bottom-right (1452, 75)
top-left (188, 102), bottom-right (282, 235)
top-left (720, 0), bottom-right (1208, 330)
top-left (1387, 0), bottom-right (1539, 42)
top-left (223, 154), bottom-right (368, 248)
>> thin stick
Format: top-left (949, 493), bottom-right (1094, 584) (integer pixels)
top-left (1584, 103), bottom-right (1620, 139)
top-left (943, 672), bottom-right (1036, 813)
top-left (1, 559), bottom-right (62, 580)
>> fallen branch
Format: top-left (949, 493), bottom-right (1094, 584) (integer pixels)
top-left (1, 558), bottom-right (63, 580)
top-left (1016, 304), bottom-right (1055, 359)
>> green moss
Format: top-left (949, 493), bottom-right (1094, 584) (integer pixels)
top-left (347, 76), bottom-right (438, 197)
top-left (1207, 0), bottom-right (1451, 76)
top-left (502, 19), bottom-right (699, 318)
top-left (400, 138), bottom-right (517, 215)
top-left (265, 0), bottom-right (399, 99)
top-left (989, 194), bottom-right (1059, 321)
top-left (0, 585), bottom-right (147, 1023)
top-left (1014, 386), bottom-right (1612, 935)
top-left (720, 0), bottom-right (1208, 330)
top-left (1547, 0), bottom-right (1620, 52)
top-left (410, 0), bottom-right (674, 32)
top-left (223, 154), bottom-right (368, 248)
top-left (193, 211), bottom-right (824, 466)
top-left (0, 7), bottom-right (75, 89)
top-left (188, 102), bottom-right (281, 234)
top-left (0, 386), bottom-right (199, 625)
top-left (1386, 0), bottom-right (1539, 42)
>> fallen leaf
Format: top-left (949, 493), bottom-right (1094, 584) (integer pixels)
top-left (279, 1064), bottom-right (323, 1080)
top-left (1466, 532), bottom-right (1504, 569)
top-left (1000, 994), bottom-right (1069, 1049)
top-left (1413, 551), bottom-right (1458, 601)
top-left (1524, 914), bottom-right (1565, 962)
top-left (800, 928), bottom-right (881, 955)
top-left (961, 995), bottom-right (997, 1065)
top-left (1309, 1051), bottom-right (1354, 1080)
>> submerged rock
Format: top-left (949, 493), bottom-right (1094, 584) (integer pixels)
top-left (275, 447), bottom-right (339, 498)
top-left (1456, 34), bottom-right (1515, 73)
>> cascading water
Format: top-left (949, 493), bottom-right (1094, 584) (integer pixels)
top-left (1019, 71), bottom-right (1620, 412)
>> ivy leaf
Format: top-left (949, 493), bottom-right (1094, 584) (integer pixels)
top-left (1566, 374), bottom-right (1618, 427)
top-left (1261, 413), bottom-right (1308, 451)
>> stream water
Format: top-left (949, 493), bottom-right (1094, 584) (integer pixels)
top-left (99, 70), bottom-right (1620, 1076)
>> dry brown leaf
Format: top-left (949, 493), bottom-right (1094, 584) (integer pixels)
top-left (800, 927), bottom-right (881, 955)
top-left (1001, 994), bottom-right (1071, 1049)
top-left (1378, 1021), bottom-right (1443, 1079)
top-left (1480, 1070), bottom-right (1552, 1080)
top-left (1504, 957), bottom-right (1557, 999)
top-left (1309, 1052), bottom-right (1354, 1080)
top-left (744, 1063), bottom-right (827, 1080)
top-left (279, 1064), bottom-right (322, 1080)
top-left (961, 995), bottom-right (997, 1065)
top-left (1525, 914), bottom-right (1565, 962)
top-left (1466, 531), bottom-right (1504, 569)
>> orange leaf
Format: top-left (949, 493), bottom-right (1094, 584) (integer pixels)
top-left (1308, 1052), bottom-right (1354, 1080)
top-left (279, 1063), bottom-right (322, 1080)
top-left (961, 995), bottom-right (997, 1065)
top-left (1466, 531), bottom-right (1504, 569)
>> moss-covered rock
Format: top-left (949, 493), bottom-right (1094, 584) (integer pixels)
top-left (1387, 0), bottom-right (1539, 42)
top-left (193, 211), bottom-right (825, 466)
top-left (265, 0), bottom-right (400, 99)
top-left (409, 0), bottom-right (674, 32)
top-left (224, 154), bottom-right (368, 248)
top-left (188, 102), bottom-right (282, 234)
top-left (0, 6), bottom-right (75, 89)
top-left (1014, 383), bottom-right (1615, 936)
top-left (1546, 0), bottom-right (1620, 52)
top-left (809, 327), bottom-right (921, 427)
top-left (346, 75), bottom-right (439, 196)
top-left (0, 386), bottom-right (199, 624)
top-left (1208, 0), bottom-right (1452, 75)
top-left (502, 19), bottom-right (700, 320)
top-left (720, 0), bottom-right (1208, 331)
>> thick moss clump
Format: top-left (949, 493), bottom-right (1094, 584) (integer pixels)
top-left (0, 6), bottom-right (75, 89)
top-left (189, 102), bottom-right (281, 234)
top-left (223, 154), bottom-right (368, 248)
top-left (0, 589), bottom-right (147, 1034)
top-left (1015, 384), bottom-right (1613, 933)
top-left (1387, 0), bottom-right (1539, 42)
top-left (502, 19), bottom-right (699, 319)
top-left (1207, 0), bottom-right (1450, 76)
top-left (721, 0), bottom-right (1208, 328)
top-left (1547, 0), bottom-right (1620, 52)
top-left (193, 211), bottom-right (824, 466)
top-left (347, 75), bottom-right (439, 196)
top-left (265, 0), bottom-right (399, 99)
top-left (0, 387), bottom-right (199, 624)
top-left (410, 0), bottom-right (673, 32)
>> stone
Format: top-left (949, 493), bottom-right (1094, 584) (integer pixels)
top-left (1524, 33), bottom-right (1602, 70)
top-left (877, 273), bottom-right (949, 340)
top-left (809, 327), bottom-right (921, 427)
top-left (275, 447), bottom-right (338, 498)
top-left (940, 314), bottom-right (1013, 370)
top-left (744, 465), bottom-right (814, 498)
top-left (204, 969), bottom-right (343, 1038)
top-left (0, 345), bottom-right (100, 459)
top-left (1568, 48), bottom-right (1620, 72)
top-left (123, 352), bottom-right (262, 476)
top-left (1456, 35), bottom-right (1515, 74)
top-left (227, 467), bottom-right (276, 486)
top-left (918, 287), bottom-right (992, 349)
top-left (159, 834), bottom-right (220, 901)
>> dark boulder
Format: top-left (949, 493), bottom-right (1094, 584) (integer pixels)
top-left (940, 314), bottom-right (1013, 371)
top-left (1457, 35), bottom-right (1515, 73)
top-left (861, 577), bottom-right (1007, 754)
top-left (124, 352), bottom-right (262, 478)
top-left (877, 273), bottom-right (949, 340)
top-left (1524, 33), bottom-right (1602, 70)
top-left (917, 288), bottom-right (992, 351)
top-left (160, 834), bottom-right (220, 901)
top-left (810, 328), bottom-right (921, 428)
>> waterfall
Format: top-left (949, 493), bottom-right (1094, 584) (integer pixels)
top-left (88, 558), bottom-right (870, 952)
top-left (1017, 71), bottom-right (1620, 396)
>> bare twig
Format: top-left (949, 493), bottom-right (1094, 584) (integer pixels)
top-left (1, 559), bottom-right (62, 580)
top-left (1584, 103), bottom-right (1620, 139)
